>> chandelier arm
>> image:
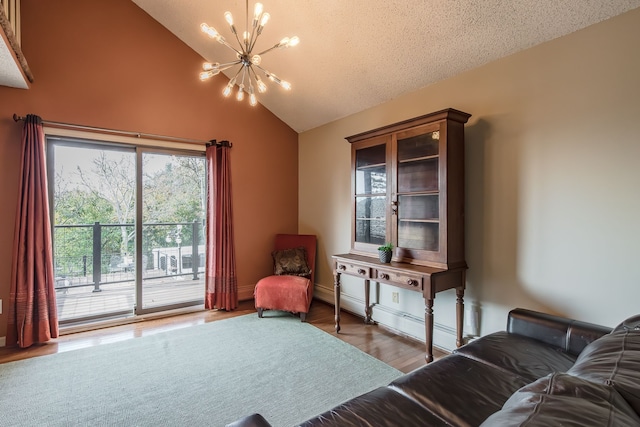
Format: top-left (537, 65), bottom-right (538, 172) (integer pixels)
top-left (217, 60), bottom-right (243, 69)
top-left (241, 66), bottom-right (249, 86)
top-left (231, 31), bottom-right (245, 54)
top-left (253, 63), bottom-right (270, 76)
top-left (220, 39), bottom-right (243, 56)
top-left (255, 44), bottom-right (280, 56)
top-left (248, 26), bottom-right (262, 53)
top-left (248, 69), bottom-right (255, 89)
top-left (229, 66), bottom-right (243, 82)
top-left (249, 65), bottom-right (260, 81)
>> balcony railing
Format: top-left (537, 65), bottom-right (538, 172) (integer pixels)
top-left (53, 220), bottom-right (205, 293)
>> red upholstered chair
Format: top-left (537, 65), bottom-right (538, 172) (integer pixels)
top-left (254, 234), bottom-right (317, 321)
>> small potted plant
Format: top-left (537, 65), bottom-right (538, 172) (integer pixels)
top-left (377, 242), bottom-right (393, 263)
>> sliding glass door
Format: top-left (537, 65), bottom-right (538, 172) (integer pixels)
top-left (138, 151), bottom-right (206, 312)
top-left (49, 136), bottom-right (206, 325)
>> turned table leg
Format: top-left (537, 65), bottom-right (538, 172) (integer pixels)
top-left (334, 271), bottom-right (341, 333)
top-left (456, 287), bottom-right (464, 348)
top-left (425, 298), bottom-right (434, 363)
top-left (364, 279), bottom-right (374, 324)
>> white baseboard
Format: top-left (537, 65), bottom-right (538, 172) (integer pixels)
top-left (0, 336), bottom-right (5, 347)
top-left (314, 284), bottom-right (458, 352)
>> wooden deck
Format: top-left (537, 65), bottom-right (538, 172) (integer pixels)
top-left (56, 269), bottom-right (204, 324)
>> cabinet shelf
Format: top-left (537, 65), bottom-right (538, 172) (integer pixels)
top-left (396, 190), bottom-right (439, 196)
top-left (398, 155), bottom-right (439, 164)
top-left (356, 163), bottom-right (386, 170)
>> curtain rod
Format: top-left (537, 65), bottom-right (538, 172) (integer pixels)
top-left (12, 114), bottom-right (231, 147)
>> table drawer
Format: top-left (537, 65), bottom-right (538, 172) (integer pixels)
top-left (374, 268), bottom-right (422, 290)
top-left (336, 261), bottom-right (370, 278)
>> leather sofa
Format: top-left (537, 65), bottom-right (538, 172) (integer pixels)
top-left (230, 308), bottom-right (640, 426)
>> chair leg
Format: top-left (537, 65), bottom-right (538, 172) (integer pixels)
top-left (257, 308), bottom-right (263, 318)
top-left (300, 312), bottom-right (306, 322)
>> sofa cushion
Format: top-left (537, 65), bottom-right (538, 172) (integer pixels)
top-left (480, 372), bottom-right (640, 426)
top-left (298, 386), bottom-right (449, 427)
top-left (454, 331), bottom-right (577, 382)
top-left (567, 326), bottom-right (640, 414)
top-left (389, 354), bottom-right (529, 427)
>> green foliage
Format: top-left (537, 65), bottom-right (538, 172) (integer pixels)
top-left (377, 242), bottom-right (393, 252)
top-left (53, 146), bottom-right (206, 279)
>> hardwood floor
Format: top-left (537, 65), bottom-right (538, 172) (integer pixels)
top-left (0, 300), bottom-right (447, 373)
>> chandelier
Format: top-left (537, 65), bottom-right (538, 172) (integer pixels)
top-left (199, 1), bottom-right (299, 106)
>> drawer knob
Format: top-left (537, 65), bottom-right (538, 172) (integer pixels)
top-left (338, 265), bottom-right (346, 271)
top-left (378, 272), bottom-right (389, 280)
top-left (407, 279), bottom-right (417, 286)
top-left (357, 269), bottom-right (366, 275)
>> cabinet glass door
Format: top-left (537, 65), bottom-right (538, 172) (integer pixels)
top-left (354, 144), bottom-right (386, 245)
top-left (396, 129), bottom-right (440, 251)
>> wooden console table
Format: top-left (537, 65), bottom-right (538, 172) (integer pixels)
top-left (332, 253), bottom-right (465, 363)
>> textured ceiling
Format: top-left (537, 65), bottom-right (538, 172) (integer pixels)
top-left (3, 2), bottom-right (640, 128)
top-left (132, 2), bottom-right (640, 132)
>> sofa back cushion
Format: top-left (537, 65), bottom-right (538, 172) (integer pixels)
top-left (480, 373), bottom-right (640, 426)
top-left (567, 323), bottom-right (640, 414)
top-left (389, 354), bottom-right (529, 427)
top-left (507, 308), bottom-right (612, 356)
top-left (454, 331), bottom-right (577, 383)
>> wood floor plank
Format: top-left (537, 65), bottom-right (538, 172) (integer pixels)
top-left (0, 300), bottom-right (447, 373)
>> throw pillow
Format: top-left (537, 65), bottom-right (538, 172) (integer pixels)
top-left (272, 246), bottom-right (311, 277)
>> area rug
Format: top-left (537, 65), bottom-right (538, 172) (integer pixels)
top-left (0, 312), bottom-right (402, 426)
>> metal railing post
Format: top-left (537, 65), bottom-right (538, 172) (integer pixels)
top-left (192, 220), bottom-right (199, 280)
top-left (92, 222), bottom-right (102, 292)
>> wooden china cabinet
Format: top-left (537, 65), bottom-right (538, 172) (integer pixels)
top-left (332, 108), bottom-right (471, 362)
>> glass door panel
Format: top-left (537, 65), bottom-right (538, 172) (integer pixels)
top-left (398, 221), bottom-right (439, 251)
top-left (355, 196), bottom-right (386, 245)
top-left (140, 152), bottom-right (206, 312)
top-left (354, 144), bottom-right (387, 246)
top-left (397, 131), bottom-right (439, 160)
top-left (51, 143), bottom-right (136, 323)
top-left (398, 194), bottom-right (439, 220)
top-left (397, 158), bottom-right (438, 193)
top-left (396, 128), bottom-right (441, 252)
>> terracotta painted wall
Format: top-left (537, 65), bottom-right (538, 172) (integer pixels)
top-left (0, 0), bottom-right (298, 339)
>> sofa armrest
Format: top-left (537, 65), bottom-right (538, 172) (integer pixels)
top-left (507, 308), bottom-right (612, 356)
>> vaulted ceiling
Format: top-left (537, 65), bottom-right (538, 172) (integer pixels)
top-left (3, 2), bottom-right (640, 132)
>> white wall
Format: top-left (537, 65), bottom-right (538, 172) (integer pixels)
top-left (299, 8), bottom-right (640, 351)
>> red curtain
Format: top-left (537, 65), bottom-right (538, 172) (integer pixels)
top-left (205, 141), bottom-right (238, 310)
top-left (7, 115), bottom-right (59, 348)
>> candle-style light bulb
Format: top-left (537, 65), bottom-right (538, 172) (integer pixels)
top-left (256, 77), bottom-right (267, 93)
top-left (253, 3), bottom-right (263, 20)
top-left (287, 36), bottom-right (300, 47)
top-left (224, 11), bottom-right (234, 26)
top-left (259, 12), bottom-right (270, 27)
